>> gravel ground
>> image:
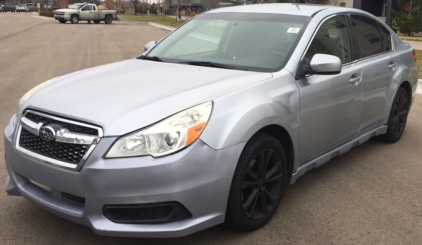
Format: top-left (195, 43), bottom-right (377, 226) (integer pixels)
top-left (0, 12), bottom-right (421, 245)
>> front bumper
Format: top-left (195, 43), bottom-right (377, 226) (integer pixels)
top-left (4, 117), bottom-right (244, 237)
top-left (54, 15), bottom-right (69, 21)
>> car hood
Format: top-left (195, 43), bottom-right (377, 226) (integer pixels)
top-left (24, 59), bottom-right (272, 136)
top-left (55, 8), bottom-right (77, 12)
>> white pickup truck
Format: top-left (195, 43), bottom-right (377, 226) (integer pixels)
top-left (54, 3), bottom-right (117, 24)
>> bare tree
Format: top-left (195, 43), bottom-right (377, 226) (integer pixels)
top-left (177, 0), bottom-right (181, 19)
top-left (131, 0), bottom-right (139, 14)
top-left (106, 0), bottom-right (115, 9)
top-left (58, 0), bottom-right (67, 8)
top-left (141, 0), bottom-right (147, 16)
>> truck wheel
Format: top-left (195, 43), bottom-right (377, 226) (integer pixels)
top-left (59, 20), bottom-right (66, 23)
top-left (70, 15), bottom-right (79, 24)
top-left (94, 20), bottom-right (100, 24)
top-left (105, 15), bottom-right (112, 24)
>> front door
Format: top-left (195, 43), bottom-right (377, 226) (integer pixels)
top-left (80, 5), bottom-right (94, 20)
top-left (296, 14), bottom-right (363, 163)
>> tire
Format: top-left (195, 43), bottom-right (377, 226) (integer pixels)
top-left (225, 133), bottom-right (287, 231)
top-left (380, 87), bottom-right (410, 143)
top-left (105, 15), bottom-right (112, 24)
top-left (94, 20), bottom-right (100, 24)
top-left (70, 15), bottom-right (79, 24)
top-left (59, 20), bottom-right (66, 23)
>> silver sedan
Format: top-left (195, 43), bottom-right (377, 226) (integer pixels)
top-left (4, 4), bottom-right (418, 238)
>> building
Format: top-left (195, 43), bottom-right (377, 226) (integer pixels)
top-left (165, 0), bottom-right (213, 14)
top-left (164, 0), bottom-right (399, 25)
top-left (290, 0), bottom-right (399, 25)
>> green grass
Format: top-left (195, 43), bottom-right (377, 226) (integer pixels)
top-left (415, 50), bottom-right (422, 79)
top-left (398, 35), bottom-right (422, 42)
top-left (117, 15), bottom-right (185, 28)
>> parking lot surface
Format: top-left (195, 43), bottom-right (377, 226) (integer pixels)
top-left (1, 13), bottom-right (421, 245)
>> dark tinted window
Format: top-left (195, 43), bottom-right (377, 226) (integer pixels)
top-left (305, 15), bottom-right (352, 64)
top-left (82, 5), bottom-right (91, 11)
top-left (378, 23), bottom-right (392, 51)
top-left (351, 15), bottom-right (383, 58)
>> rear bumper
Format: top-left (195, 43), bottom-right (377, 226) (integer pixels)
top-left (4, 117), bottom-right (244, 237)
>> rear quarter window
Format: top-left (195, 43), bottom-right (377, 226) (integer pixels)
top-left (378, 23), bottom-right (392, 51)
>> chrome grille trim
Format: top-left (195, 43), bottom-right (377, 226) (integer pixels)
top-left (15, 110), bottom-right (103, 171)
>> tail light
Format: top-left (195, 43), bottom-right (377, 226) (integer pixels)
top-left (413, 49), bottom-right (417, 62)
top-left (116, 10), bottom-right (118, 16)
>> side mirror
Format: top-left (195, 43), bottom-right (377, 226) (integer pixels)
top-left (144, 41), bottom-right (156, 52)
top-left (307, 54), bottom-right (342, 75)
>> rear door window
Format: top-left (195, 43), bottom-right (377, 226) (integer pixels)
top-left (350, 15), bottom-right (383, 58)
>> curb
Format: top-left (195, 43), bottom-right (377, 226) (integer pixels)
top-left (148, 22), bottom-right (175, 31)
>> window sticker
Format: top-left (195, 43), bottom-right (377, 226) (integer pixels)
top-left (287, 27), bottom-right (300, 33)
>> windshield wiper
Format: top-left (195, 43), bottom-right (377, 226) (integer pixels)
top-left (179, 61), bottom-right (248, 70)
top-left (141, 56), bottom-right (163, 62)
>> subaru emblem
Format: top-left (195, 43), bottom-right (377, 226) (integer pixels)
top-left (39, 126), bottom-right (56, 141)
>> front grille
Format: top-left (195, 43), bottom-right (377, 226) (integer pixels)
top-left (19, 128), bottom-right (90, 164)
top-left (26, 112), bottom-right (98, 135)
top-left (55, 12), bottom-right (64, 15)
top-left (17, 111), bottom-right (102, 169)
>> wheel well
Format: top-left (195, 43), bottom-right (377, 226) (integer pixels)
top-left (400, 81), bottom-right (412, 99)
top-left (256, 125), bottom-right (294, 179)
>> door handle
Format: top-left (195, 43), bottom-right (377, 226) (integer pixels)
top-left (349, 75), bottom-right (361, 84)
top-left (388, 62), bottom-right (397, 69)
top-left (89, 12), bottom-right (93, 13)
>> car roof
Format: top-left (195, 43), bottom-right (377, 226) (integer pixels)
top-left (209, 3), bottom-right (331, 16)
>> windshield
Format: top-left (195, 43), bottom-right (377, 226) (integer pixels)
top-left (145, 13), bottom-right (310, 72)
top-left (69, 4), bottom-right (82, 9)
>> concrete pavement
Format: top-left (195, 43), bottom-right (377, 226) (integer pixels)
top-left (1, 13), bottom-right (422, 245)
top-left (403, 40), bottom-right (422, 50)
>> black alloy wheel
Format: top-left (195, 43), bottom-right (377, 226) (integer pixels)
top-left (226, 133), bottom-right (287, 231)
top-left (392, 93), bottom-right (408, 136)
top-left (380, 87), bottom-right (410, 143)
top-left (241, 148), bottom-right (284, 220)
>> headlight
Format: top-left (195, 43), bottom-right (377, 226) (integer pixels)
top-left (106, 102), bottom-right (213, 158)
top-left (16, 78), bottom-right (57, 118)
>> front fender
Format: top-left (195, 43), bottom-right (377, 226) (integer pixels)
top-left (200, 70), bottom-right (300, 167)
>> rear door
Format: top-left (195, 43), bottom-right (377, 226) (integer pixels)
top-left (349, 14), bottom-right (399, 132)
top-left (80, 4), bottom-right (94, 20)
top-left (296, 14), bottom-right (363, 163)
